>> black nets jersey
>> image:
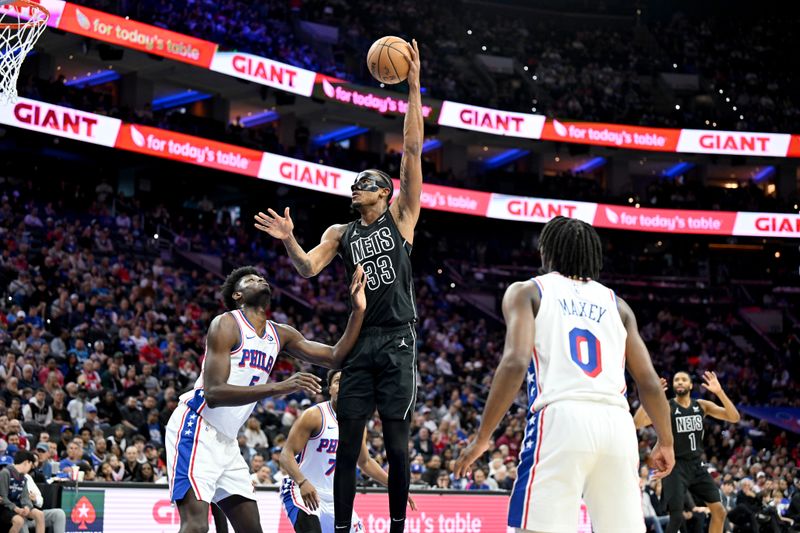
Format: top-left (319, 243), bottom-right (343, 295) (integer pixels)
top-left (339, 210), bottom-right (416, 328)
top-left (670, 398), bottom-right (705, 461)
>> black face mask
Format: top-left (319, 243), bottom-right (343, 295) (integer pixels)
top-left (351, 176), bottom-right (382, 193)
top-left (351, 171), bottom-right (393, 196)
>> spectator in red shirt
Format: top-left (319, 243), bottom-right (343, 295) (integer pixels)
top-left (495, 426), bottom-right (521, 459)
top-left (37, 357), bottom-right (64, 387)
top-left (138, 336), bottom-right (163, 365)
top-left (77, 360), bottom-right (102, 393)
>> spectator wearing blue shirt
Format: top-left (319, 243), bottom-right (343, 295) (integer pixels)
top-left (58, 441), bottom-right (91, 475)
top-left (33, 442), bottom-right (54, 479)
top-left (467, 468), bottom-right (490, 490)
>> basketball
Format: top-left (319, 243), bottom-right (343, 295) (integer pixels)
top-left (366, 36), bottom-right (410, 84)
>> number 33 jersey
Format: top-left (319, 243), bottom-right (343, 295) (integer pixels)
top-left (529, 273), bottom-right (628, 412)
top-left (339, 210), bottom-right (416, 328)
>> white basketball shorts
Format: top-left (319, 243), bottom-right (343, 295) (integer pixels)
top-left (280, 478), bottom-right (364, 533)
top-left (508, 400), bottom-right (644, 533)
top-left (166, 402), bottom-right (256, 504)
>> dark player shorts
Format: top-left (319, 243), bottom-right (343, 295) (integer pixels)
top-left (337, 323), bottom-right (417, 420)
top-left (662, 459), bottom-right (721, 511)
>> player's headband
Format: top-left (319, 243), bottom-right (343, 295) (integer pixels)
top-left (352, 170), bottom-right (393, 198)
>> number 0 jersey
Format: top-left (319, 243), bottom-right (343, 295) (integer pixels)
top-left (179, 309), bottom-right (280, 440)
top-left (339, 209), bottom-right (416, 328)
top-left (529, 273), bottom-right (628, 412)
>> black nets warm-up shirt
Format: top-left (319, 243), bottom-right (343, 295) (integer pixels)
top-left (339, 210), bottom-right (416, 328)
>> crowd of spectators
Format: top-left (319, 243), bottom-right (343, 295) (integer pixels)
top-left (0, 165), bottom-right (798, 531)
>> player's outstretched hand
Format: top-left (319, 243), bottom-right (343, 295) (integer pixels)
top-left (454, 436), bottom-right (489, 479)
top-left (659, 377), bottom-right (668, 392)
top-left (282, 372), bottom-right (322, 396)
top-left (254, 207), bottom-right (294, 240)
top-left (407, 494), bottom-right (418, 511)
top-left (405, 39), bottom-right (420, 88)
top-left (300, 480), bottom-right (320, 511)
top-left (700, 371), bottom-right (722, 395)
top-left (649, 440), bottom-right (675, 480)
top-left (350, 264), bottom-right (367, 312)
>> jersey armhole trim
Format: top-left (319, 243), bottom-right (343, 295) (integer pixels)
top-left (308, 405), bottom-right (325, 440)
top-left (268, 321), bottom-right (282, 353)
top-left (229, 312), bottom-right (244, 354)
top-left (532, 278), bottom-right (544, 298)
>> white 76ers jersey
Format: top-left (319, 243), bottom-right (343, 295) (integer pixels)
top-left (179, 309), bottom-right (280, 440)
top-left (297, 401), bottom-right (339, 498)
top-left (529, 272), bottom-right (628, 412)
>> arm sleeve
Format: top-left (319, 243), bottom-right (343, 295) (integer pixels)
top-left (25, 476), bottom-right (42, 508)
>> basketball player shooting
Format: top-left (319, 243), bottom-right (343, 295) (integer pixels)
top-left (165, 265), bottom-right (367, 533)
top-left (254, 39), bottom-right (423, 533)
top-left (455, 217), bottom-right (675, 533)
top-left (280, 369), bottom-right (417, 533)
top-left (634, 371), bottom-right (740, 533)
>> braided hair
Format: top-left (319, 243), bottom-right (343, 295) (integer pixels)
top-left (539, 216), bottom-right (603, 281)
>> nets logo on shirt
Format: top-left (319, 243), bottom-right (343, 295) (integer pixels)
top-left (349, 227), bottom-right (397, 291)
top-left (675, 414), bottom-right (703, 433)
top-left (62, 490), bottom-right (104, 532)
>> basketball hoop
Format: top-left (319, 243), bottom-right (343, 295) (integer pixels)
top-left (0, 0), bottom-right (49, 104)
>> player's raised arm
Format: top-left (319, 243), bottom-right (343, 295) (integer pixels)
top-left (697, 371), bottom-right (740, 423)
top-left (275, 266), bottom-right (368, 369)
top-left (280, 407), bottom-right (323, 511)
top-left (203, 314), bottom-right (322, 408)
top-left (633, 377), bottom-right (668, 429)
top-left (618, 297), bottom-right (675, 479)
top-left (454, 281), bottom-right (537, 478)
top-left (254, 208), bottom-right (345, 278)
top-left (390, 39), bottom-right (423, 239)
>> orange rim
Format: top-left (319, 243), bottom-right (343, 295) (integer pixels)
top-left (0, 0), bottom-right (50, 29)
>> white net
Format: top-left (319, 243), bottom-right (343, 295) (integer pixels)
top-left (0, 0), bottom-right (49, 104)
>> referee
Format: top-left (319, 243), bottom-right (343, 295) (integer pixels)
top-left (635, 371), bottom-right (740, 533)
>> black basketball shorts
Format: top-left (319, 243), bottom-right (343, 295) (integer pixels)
top-left (337, 323), bottom-right (417, 420)
top-left (662, 459), bottom-right (722, 511)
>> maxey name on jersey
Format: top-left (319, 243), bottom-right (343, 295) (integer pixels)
top-left (557, 298), bottom-right (609, 324)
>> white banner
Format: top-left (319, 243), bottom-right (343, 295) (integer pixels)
top-left (438, 101), bottom-right (545, 139)
top-left (210, 52), bottom-right (317, 97)
top-left (67, 487), bottom-right (280, 532)
top-left (732, 212), bottom-right (800, 237)
top-left (258, 152), bottom-right (356, 196)
top-left (0, 98), bottom-right (121, 146)
top-left (676, 129), bottom-right (791, 157)
top-left (486, 194), bottom-right (598, 224)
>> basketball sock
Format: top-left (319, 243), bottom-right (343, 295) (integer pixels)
top-left (389, 517), bottom-right (405, 533)
top-left (383, 418), bottom-right (411, 531)
top-left (333, 417), bottom-right (368, 530)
